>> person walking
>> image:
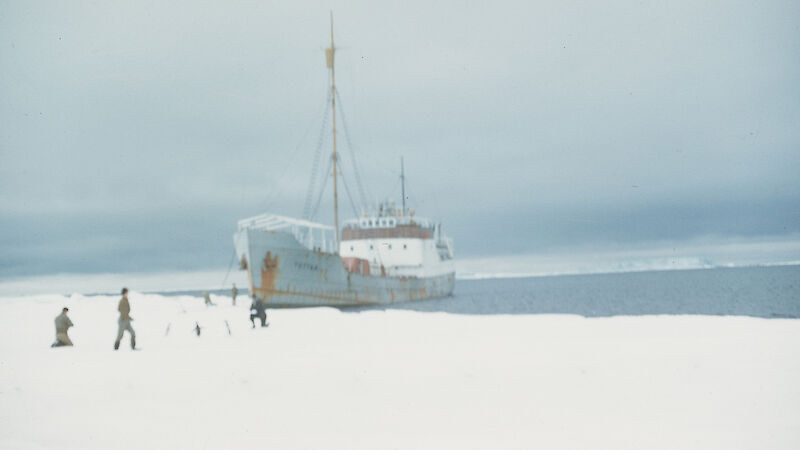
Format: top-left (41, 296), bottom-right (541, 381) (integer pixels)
top-left (203, 291), bottom-right (216, 307)
top-left (114, 287), bottom-right (136, 350)
top-left (231, 284), bottom-right (238, 306)
top-left (52, 307), bottom-right (74, 347)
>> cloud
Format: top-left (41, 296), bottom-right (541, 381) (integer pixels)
top-left (1, 0), bottom-right (799, 276)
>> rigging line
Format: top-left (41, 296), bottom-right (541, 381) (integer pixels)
top-left (309, 154), bottom-right (334, 221)
top-left (309, 149), bottom-right (334, 220)
top-left (259, 110), bottom-right (329, 212)
top-left (260, 88), bottom-right (332, 212)
top-left (219, 228), bottom-right (244, 290)
top-left (303, 89), bottom-right (333, 219)
top-left (335, 89), bottom-right (369, 209)
top-left (303, 89), bottom-right (333, 217)
top-left (334, 88), bottom-right (369, 207)
top-left (338, 163), bottom-right (361, 218)
top-left (220, 248), bottom-right (237, 290)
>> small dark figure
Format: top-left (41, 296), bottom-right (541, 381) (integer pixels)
top-left (203, 291), bottom-right (216, 307)
top-left (231, 284), bottom-right (238, 306)
top-left (114, 287), bottom-right (136, 350)
top-left (194, 322), bottom-right (202, 337)
top-left (52, 307), bottom-right (74, 347)
top-left (250, 298), bottom-right (267, 328)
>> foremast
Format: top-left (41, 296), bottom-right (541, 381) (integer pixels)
top-left (326, 12), bottom-right (340, 251)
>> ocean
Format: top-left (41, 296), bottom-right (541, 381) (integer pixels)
top-left (347, 265), bottom-right (800, 318)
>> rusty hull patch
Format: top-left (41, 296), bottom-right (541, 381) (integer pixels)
top-left (252, 251), bottom-right (280, 300)
top-left (262, 287), bottom-right (376, 306)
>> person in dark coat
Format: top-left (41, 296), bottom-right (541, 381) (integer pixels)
top-left (231, 284), bottom-right (238, 306)
top-left (52, 307), bottom-right (74, 347)
top-left (114, 287), bottom-right (136, 350)
top-left (250, 297), bottom-right (267, 328)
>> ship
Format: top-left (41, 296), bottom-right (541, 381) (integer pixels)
top-left (234, 15), bottom-right (455, 307)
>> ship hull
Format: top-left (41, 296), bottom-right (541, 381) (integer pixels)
top-left (237, 228), bottom-right (455, 307)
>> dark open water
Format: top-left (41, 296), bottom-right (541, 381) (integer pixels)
top-left (163, 265), bottom-right (800, 318)
top-left (345, 265), bottom-right (800, 318)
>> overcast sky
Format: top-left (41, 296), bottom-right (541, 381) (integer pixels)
top-left (1, 0), bottom-right (799, 277)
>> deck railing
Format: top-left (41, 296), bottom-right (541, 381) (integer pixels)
top-left (238, 214), bottom-right (337, 253)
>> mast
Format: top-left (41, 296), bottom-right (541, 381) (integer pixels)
top-left (326, 12), bottom-right (340, 250)
top-left (400, 157), bottom-right (406, 214)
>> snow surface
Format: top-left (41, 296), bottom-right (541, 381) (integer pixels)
top-left (1, 292), bottom-right (799, 449)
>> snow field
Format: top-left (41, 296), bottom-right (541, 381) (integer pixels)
top-left (0, 292), bottom-right (798, 449)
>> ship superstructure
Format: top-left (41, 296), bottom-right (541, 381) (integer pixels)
top-left (339, 200), bottom-right (454, 279)
top-left (234, 15), bottom-right (455, 306)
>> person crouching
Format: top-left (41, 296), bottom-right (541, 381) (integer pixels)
top-left (250, 297), bottom-right (267, 328)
